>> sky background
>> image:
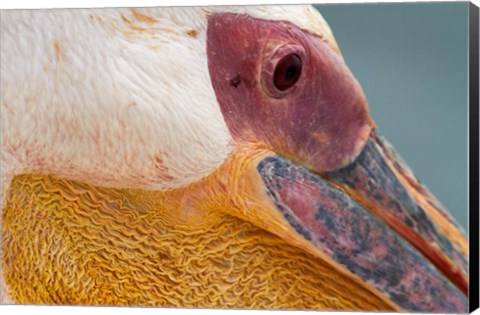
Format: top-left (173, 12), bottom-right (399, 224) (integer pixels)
top-left (314, 2), bottom-right (469, 231)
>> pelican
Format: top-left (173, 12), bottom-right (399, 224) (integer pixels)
top-left (0, 5), bottom-right (469, 311)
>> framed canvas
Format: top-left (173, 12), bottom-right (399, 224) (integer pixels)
top-left (1, 1), bottom-right (478, 313)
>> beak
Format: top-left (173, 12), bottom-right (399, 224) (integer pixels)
top-left (325, 130), bottom-right (468, 310)
top-left (197, 132), bottom-right (468, 313)
top-left (327, 130), bottom-right (468, 291)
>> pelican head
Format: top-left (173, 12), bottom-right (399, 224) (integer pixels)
top-left (0, 5), bottom-right (468, 312)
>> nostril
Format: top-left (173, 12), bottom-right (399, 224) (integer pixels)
top-left (230, 74), bottom-right (242, 88)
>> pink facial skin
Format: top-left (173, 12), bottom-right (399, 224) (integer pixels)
top-left (207, 13), bottom-right (374, 173)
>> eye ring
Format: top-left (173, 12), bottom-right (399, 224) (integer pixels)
top-left (261, 44), bottom-right (306, 98)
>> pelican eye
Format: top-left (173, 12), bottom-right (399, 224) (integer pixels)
top-left (273, 54), bottom-right (302, 91)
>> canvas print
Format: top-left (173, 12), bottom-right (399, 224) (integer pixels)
top-left (0, 2), bottom-right (475, 312)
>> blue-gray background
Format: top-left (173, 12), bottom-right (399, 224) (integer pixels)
top-left (314, 2), bottom-right (469, 231)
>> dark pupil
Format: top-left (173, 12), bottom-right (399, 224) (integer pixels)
top-left (273, 54), bottom-right (302, 91)
top-left (285, 65), bottom-right (296, 81)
